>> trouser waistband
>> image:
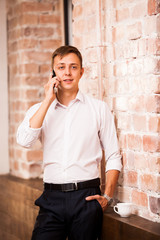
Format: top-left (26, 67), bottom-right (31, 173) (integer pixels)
top-left (44, 178), bottom-right (100, 192)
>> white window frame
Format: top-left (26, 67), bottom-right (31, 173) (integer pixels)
top-left (0, 0), bottom-right (9, 174)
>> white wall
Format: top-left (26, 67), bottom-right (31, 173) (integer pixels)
top-left (0, 0), bottom-right (9, 173)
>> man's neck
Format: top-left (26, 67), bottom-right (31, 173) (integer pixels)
top-left (57, 89), bottom-right (79, 106)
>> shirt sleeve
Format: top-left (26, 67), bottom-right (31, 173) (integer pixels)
top-left (99, 102), bottom-right (122, 172)
top-left (16, 103), bottom-right (42, 148)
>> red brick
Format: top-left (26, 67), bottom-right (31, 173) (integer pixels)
top-left (83, 30), bottom-right (98, 48)
top-left (117, 112), bottom-right (132, 130)
top-left (18, 39), bottom-right (38, 49)
top-left (149, 196), bottom-right (160, 214)
top-left (143, 135), bottom-right (160, 152)
top-left (13, 160), bottom-right (19, 171)
top-left (40, 64), bottom-right (50, 74)
top-left (19, 14), bottom-right (38, 25)
top-left (25, 101), bottom-right (40, 110)
top-left (146, 95), bottom-right (160, 113)
top-left (113, 62), bottom-right (127, 77)
top-left (148, 155), bottom-right (160, 172)
top-left (123, 171), bottom-right (138, 187)
top-left (25, 89), bottom-right (39, 99)
top-left (121, 152), bottom-right (127, 168)
top-left (138, 38), bottom-right (147, 56)
top-left (23, 27), bottom-right (54, 38)
top-left (115, 0), bottom-right (135, 7)
top-left (39, 14), bottom-right (60, 24)
top-left (127, 22), bottom-right (142, 40)
top-left (14, 3), bottom-right (22, 16)
top-left (22, 76), bottom-right (48, 87)
top-left (132, 114), bottom-right (147, 131)
top-left (127, 59), bottom-right (143, 75)
top-left (142, 75), bottom-right (160, 94)
top-left (85, 48), bottom-right (98, 63)
top-left (14, 113), bottom-right (24, 123)
top-left (116, 8), bottom-right (130, 22)
top-left (114, 44), bottom-right (124, 59)
top-left (147, 38), bottom-right (160, 55)
top-left (131, 2), bottom-right (147, 18)
top-left (8, 41), bottom-right (18, 52)
top-left (144, 58), bottom-right (160, 74)
top-left (73, 4), bottom-right (83, 18)
top-left (19, 63), bottom-right (39, 74)
top-left (10, 65), bottom-right (18, 76)
top-left (87, 15), bottom-right (97, 33)
top-left (132, 190), bottom-right (148, 207)
top-left (134, 153), bottom-right (148, 170)
top-left (118, 133), bottom-right (127, 149)
top-left (148, 0), bottom-right (156, 15)
top-left (140, 174), bottom-right (159, 191)
top-left (83, 0), bottom-right (96, 16)
top-left (143, 15), bottom-right (157, 35)
top-left (148, 0), bottom-right (160, 15)
top-left (126, 151), bottom-right (135, 170)
top-left (8, 29), bottom-right (22, 41)
top-left (148, 115), bottom-right (160, 132)
top-left (129, 96), bottom-right (145, 112)
top-left (112, 25), bottom-right (126, 42)
top-left (73, 36), bottom-right (83, 49)
top-left (15, 149), bottom-right (23, 159)
top-left (114, 96), bottom-right (128, 111)
top-left (8, 17), bottom-right (18, 29)
top-left (27, 150), bottom-right (43, 162)
top-left (127, 134), bottom-right (142, 151)
top-left (39, 39), bottom-right (61, 50)
top-left (124, 40), bottom-right (139, 59)
top-left (73, 19), bottom-right (85, 35)
top-left (21, 2), bottom-right (53, 13)
top-left (117, 186), bottom-right (131, 202)
top-left (21, 51), bottom-right (51, 63)
top-left (8, 54), bottom-right (17, 65)
top-left (29, 163), bottom-right (42, 178)
top-left (14, 101), bottom-right (27, 111)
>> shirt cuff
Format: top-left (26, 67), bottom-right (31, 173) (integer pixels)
top-left (105, 158), bottom-right (122, 172)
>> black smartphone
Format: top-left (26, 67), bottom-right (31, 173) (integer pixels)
top-left (52, 70), bottom-right (57, 91)
top-left (52, 70), bottom-right (56, 78)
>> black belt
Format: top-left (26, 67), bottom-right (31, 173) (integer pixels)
top-left (44, 178), bottom-right (100, 192)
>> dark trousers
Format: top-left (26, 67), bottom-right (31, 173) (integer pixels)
top-left (31, 186), bottom-right (103, 240)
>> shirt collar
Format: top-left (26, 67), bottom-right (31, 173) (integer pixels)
top-left (52, 90), bottom-right (85, 109)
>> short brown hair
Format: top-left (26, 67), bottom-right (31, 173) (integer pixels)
top-left (52, 45), bottom-right (83, 69)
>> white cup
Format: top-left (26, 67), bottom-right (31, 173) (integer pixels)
top-left (114, 203), bottom-right (132, 217)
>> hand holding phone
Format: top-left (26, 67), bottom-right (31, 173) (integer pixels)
top-left (52, 69), bottom-right (60, 93)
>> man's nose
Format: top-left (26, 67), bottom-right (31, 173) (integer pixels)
top-left (65, 67), bottom-right (71, 75)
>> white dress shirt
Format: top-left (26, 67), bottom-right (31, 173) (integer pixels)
top-left (17, 91), bottom-right (122, 183)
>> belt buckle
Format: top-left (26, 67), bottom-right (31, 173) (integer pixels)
top-left (62, 182), bottom-right (78, 192)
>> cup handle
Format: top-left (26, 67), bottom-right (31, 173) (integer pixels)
top-left (114, 205), bottom-right (119, 214)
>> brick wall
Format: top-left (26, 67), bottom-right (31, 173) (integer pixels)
top-left (7, 0), bottom-right (63, 178)
top-left (72, 0), bottom-right (160, 222)
top-left (6, 0), bottom-right (160, 223)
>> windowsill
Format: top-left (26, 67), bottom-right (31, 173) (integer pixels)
top-left (102, 206), bottom-right (160, 240)
top-left (0, 174), bottom-right (159, 240)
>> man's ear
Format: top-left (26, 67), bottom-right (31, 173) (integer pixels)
top-left (80, 67), bottom-right (84, 77)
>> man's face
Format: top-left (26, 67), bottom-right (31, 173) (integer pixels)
top-left (53, 53), bottom-right (84, 92)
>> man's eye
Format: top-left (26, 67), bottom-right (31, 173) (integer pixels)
top-left (59, 66), bottom-right (64, 70)
top-left (72, 66), bottom-right (77, 69)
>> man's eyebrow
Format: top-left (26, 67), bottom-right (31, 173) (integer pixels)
top-left (56, 63), bottom-right (79, 66)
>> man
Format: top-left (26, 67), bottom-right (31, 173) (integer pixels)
top-left (17, 45), bottom-right (122, 240)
